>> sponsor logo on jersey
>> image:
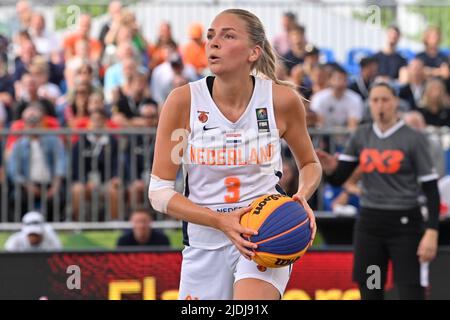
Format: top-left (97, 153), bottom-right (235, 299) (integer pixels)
top-left (203, 125), bottom-right (219, 131)
top-left (359, 149), bottom-right (405, 174)
top-left (257, 121), bottom-right (269, 132)
top-left (256, 108), bottom-right (268, 120)
top-left (256, 108), bottom-right (270, 133)
top-left (197, 111), bottom-right (209, 123)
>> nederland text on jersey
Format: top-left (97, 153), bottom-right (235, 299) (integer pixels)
top-left (187, 143), bottom-right (276, 166)
top-left (186, 129), bottom-right (280, 166)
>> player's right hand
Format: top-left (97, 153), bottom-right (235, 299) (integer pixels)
top-left (215, 206), bottom-right (258, 260)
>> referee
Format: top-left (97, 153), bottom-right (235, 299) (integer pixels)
top-left (317, 81), bottom-right (440, 300)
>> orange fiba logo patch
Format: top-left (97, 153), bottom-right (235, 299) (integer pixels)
top-left (197, 111), bottom-right (209, 123)
top-left (257, 265), bottom-right (267, 272)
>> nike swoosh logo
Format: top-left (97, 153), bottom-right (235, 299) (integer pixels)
top-left (203, 126), bottom-right (219, 131)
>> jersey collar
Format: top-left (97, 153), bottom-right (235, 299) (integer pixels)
top-left (372, 120), bottom-right (405, 139)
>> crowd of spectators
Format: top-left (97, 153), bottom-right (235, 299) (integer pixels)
top-left (273, 12), bottom-right (450, 217)
top-left (0, 3), bottom-right (449, 223)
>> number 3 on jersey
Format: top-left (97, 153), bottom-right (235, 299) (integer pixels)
top-left (224, 177), bottom-right (241, 203)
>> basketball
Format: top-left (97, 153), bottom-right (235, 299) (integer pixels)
top-left (240, 194), bottom-right (312, 268)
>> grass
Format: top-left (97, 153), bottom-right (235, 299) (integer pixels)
top-left (0, 229), bottom-right (184, 251)
top-left (0, 230), bottom-right (122, 250)
top-left (0, 229), bottom-right (322, 251)
top-left (59, 230), bottom-right (123, 249)
top-left (0, 232), bottom-right (11, 249)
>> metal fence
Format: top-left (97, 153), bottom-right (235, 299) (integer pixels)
top-left (1, 126), bottom-right (449, 230)
top-left (0, 128), bottom-right (156, 225)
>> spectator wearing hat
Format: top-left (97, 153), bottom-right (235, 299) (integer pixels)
top-left (181, 23), bottom-right (208, 76)
top-left (302, 44), bottom-right (320, 77)
top-left (4, 211), bottom-right (62, 251)
top-left (290, 44), bottom-right (321, 100)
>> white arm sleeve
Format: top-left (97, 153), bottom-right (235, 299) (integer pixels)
top-left (148, 174), bottom-right (178, 214)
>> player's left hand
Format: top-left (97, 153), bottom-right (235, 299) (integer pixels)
top-left (292, 193), bottom-right (316, 248)
top-left (417, 229), bottom-right (438, 263)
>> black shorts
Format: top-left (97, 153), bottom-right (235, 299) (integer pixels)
top-left (352, 207), bottom-right (425, 287)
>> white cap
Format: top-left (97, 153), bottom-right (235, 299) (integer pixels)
top-left (22, 211), bottom-right (45, 235)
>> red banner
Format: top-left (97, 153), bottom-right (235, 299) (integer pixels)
top-left (42, 250), bottom-right (394, 300)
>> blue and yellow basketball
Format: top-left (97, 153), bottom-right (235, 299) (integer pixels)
top-left (240, 194), bottom-right (312, 268)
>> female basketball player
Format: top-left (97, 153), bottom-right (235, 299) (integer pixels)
top-left (148, 9), bottom-right (321, 300)
top-left (317, 82), bottom-right (440, 300)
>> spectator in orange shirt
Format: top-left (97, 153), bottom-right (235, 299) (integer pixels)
top-left (148, 21), bottom-right (178, 70)
top-left (182, 23), bottom-right (207, 76)
top-left (63, 14), bottom-right (102, 63)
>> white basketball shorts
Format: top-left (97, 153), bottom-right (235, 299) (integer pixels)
top-left (178, 244), bottom-right (291, 300)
